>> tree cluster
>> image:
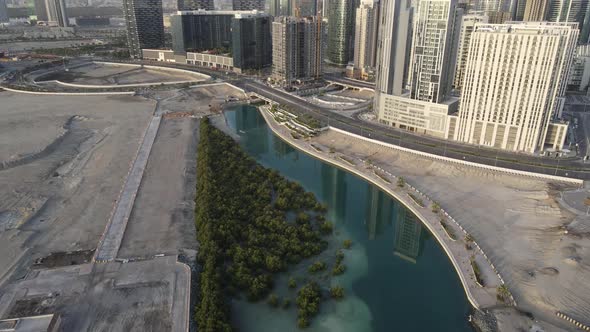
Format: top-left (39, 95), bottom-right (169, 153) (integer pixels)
top-left (296, 282), bottom-right (322, 328)
top-left (195, 119), bottom-right (330, 331)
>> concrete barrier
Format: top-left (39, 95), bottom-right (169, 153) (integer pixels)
top-left (556, 312), bottom-right (590, 331)
top-left (49, 79), bottom-right (197, 89)
top-left (1, 86), bottom-right (135, 96)
top-left (93, 61), bottom-right (210, 79)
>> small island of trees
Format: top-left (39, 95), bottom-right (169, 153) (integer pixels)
top-left (195, 118), bottom-right (346, 331)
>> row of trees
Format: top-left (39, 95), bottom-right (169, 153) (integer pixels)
top-left (195, 119), bottom-right (332, 331)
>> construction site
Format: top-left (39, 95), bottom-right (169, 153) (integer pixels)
top-left (0, 59), bottom-right (247, 331)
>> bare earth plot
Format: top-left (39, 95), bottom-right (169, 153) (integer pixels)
top-left (0, 90), bottom-right (192, 331)
top-left (118, 117), bottom-right (199, 258)
top-left (314, 129), bottom-right (590, 331)
top-left (39, 62), bottom-right (206, 86)
top-left (0, 91), bottom-right (154, 280)
top-left (0, 84), bottom-right (245, 331)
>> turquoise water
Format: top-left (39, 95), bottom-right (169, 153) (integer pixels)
top-left (223, 105), bottom-right (473, 332)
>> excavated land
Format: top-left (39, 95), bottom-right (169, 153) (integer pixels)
top-left (0, 83), bottom-right (245, 330)
top-left (38, 62), bottom-right (206, 86)
top-left (0, 91), bottom-right (155, 279)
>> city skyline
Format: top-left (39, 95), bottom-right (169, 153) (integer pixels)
top-left (5, 0), bottom-right (590, 330)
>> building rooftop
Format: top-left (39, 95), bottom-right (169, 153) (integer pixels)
top-left (0, 314), bottom-right (59, 332)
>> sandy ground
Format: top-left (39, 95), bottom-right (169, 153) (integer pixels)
top-left (0, 256), bottom-right (189, 332)
top-left (0, 84), bottom-right (246, 330)
top-left (162, 83), bottom-right (246, 114)
top-left (0, 91), bottom-right (154, 279)
top-left (333, 88), bottom-right (374, 100)
top-left (314, 130), bottom-right (590, 331)
top-left (0, 109), bottom-right (66, 167)
top-left (0, 40), bottom-right (98, 52)
top-left (118, 117), bottom-right (199, 258)
top-left (40, 62), bottom-right (205, 86)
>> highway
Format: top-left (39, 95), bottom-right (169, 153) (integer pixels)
top-left (10, 58), bottom-right (590, 180)
top-left (236, 79), bottom-right (590, 180)
top-left (324, 73), bottom-right (376, 90)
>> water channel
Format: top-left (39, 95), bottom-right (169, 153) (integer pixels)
top-left (222, 105), bottom-right (473, 332)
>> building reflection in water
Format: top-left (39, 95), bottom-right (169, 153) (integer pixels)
top-left (272, 135), bottom-right (298, 161)
top-left (364, 185), bottom-right (393, 240)
top-left (235, 107), bottom-right (268, 156)
top-left (321, 164), bottom-right (347, 224)
top-left (392, 206), bottom-right (425, 264)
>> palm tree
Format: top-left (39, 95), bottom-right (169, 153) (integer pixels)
top-left (497, 284), bottom-right (511, 302)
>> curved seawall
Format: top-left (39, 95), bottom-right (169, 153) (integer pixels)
top-left (256, 105), bottom-right (503, 311)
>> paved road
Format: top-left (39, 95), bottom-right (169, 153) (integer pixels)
top-left (236, 79), bottom-right (590, 180)
top-left (94, 114), bottom-right (162, 262)
top-left (324, 73), bottom-right (376, 90)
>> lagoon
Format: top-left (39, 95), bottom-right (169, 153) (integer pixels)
top-left (223, 105), bottom-right (473, 332)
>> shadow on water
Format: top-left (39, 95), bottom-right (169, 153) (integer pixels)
top-left (223, 105), bottom-right (473, 332)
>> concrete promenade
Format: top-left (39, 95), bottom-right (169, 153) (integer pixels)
top-left (259, 106), bottom-right (503, 310)
top-left (94, 114), bottom-right (162, 261)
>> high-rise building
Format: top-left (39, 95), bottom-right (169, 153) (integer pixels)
top-left (513, 0), bottom-right (527, 20)
top-left (374, 0), bottom-right (411, 97)
top-left (231, 13), bottom-right (272, 70)
top-left (376, 0), bottom-right (463, 139)
top-left (269, 0), bottom-right (293, 16)
top-left (453, 22), bottom-right (577, 153)
top-left (523, 0), bottom-right (550, 20)
top-left (124, 0), bottom-right (165, 58)
top-left (47, 0), bottom-right (68, 26)
top-left (171, 11), bottom-right (271, 70)
top-left (35, 0), bottom-right (68, 26)
top-left (546, 0), bottom-right (590, 43)
top-left (295, 0), bottom-right (318, 16)
top-left (474, 0), bottom-right (512, 22)
top-left (171, 11), bottom-right (234, 53)
top-left (453, 13), bottom-right (488, 91)
top-left (326, 0), bottom-right (356, 65)
top-left (232, 0), bottom-right (264, 10)
top-left (271, 16), bottom-right (323, 86)
top-left (35, 0), bottom-right (48, 21)
top-left (270, 0), bottom-right (317, 16)
top-left (177, 0), bottom-right (214, 10)
top-left (409, 0), bottom-right (461, 103)
top-left (0, 0), bottom-right (8, 23)
top-left (568, 44), bottom-right (590, 92)
top-left (350, 0), bottom-right (380, 80)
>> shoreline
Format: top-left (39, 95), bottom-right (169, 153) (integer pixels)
top-left (254, 104), bottom-right (504, 312)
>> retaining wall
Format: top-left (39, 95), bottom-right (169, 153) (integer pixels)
top-left (258, 107), bottom-right (484, 310)
top-left (1, 86), bottom-right (135, 96)
top-left (329, 127), bottom-right (583, 185)
top-left (93, 61), bottom-right (210, 79)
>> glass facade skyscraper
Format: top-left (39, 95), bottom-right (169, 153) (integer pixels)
top-left (171, 12), bottom-right (233, 54)
top-left (547, 0), bottom-right (590, 43)
top-left (232, 0), bottom-right (265, 10)
top-left (0, 0), bottom-right (8, 23)
top-left (326, 0), bottom-right (355, 65)
top-left (232, 14), bottom-right (272, 70)
top-left (176, 0), bottom-right (214, 10)
top-left (123, 0), bottom-right (165, 58)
